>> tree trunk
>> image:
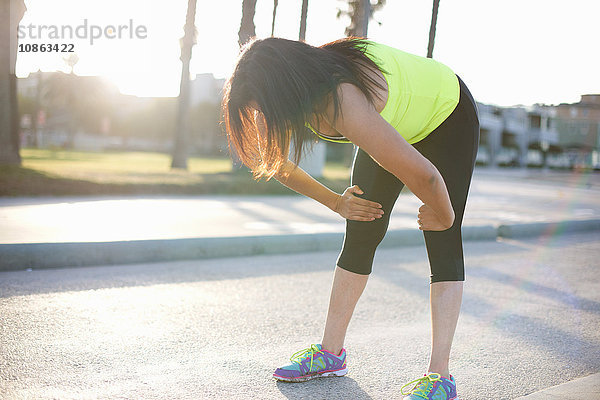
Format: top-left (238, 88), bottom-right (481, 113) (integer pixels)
top-left (340, 1), bottom-right (386, 38)
top-left (171, 0), bottom-right (197, 170)
top-left (427, 0), bottom-right (440, 58)
top-left (238, 0), bottom-right (257, 46)
top-left (0, 0), bottom-right (26, 165)
top-left (344, 0), bottom-right (371, 37)
top-left (271, 0), bottom-right (279, 37)
top-left (299, 0), bottom-right (309, 41)
top-left (231, 0), bottom-right (257, 170)
top-left (359, 0), bottom-right (370, 37)
top-left (31, 71), bottom-right (42, 148)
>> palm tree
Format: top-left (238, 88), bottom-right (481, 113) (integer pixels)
top-left (171, 0), bottom-right (198, 169)
top-left (299, 0), bottom-right (309, 40)
top-left (427, 0), bottom-right (440, 58)
top-left (337, 0), bottom-right (386, 37)
top-left (271, 0), bottom-right (279, 37)
top-left (239, 0), bottom-right (257, 46)
top-left (0, 0), bottom-right (26, 165)
top-left (230, 0), bottom-right (258, 170)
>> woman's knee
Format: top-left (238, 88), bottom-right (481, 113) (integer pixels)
top-left (335, 220), bottom-right (388, 275)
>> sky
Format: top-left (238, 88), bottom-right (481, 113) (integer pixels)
top-left (15, 0), bottom-right (600, 107)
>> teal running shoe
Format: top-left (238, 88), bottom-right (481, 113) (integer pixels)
top-left (401, 372), bottom-right (459, 399)
top-left (273, 344), bottom-right (348, 382)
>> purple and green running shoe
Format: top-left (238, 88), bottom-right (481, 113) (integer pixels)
top-left (273, 344), bottom-right (348, 382)
top-left (401, 372), bottom-right (459, 400)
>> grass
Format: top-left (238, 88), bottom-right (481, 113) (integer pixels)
top-left (0, 148), bottom-right (351, 197)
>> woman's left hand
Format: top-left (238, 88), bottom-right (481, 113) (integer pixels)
top-left (417, 204), bottom-right (453, 231)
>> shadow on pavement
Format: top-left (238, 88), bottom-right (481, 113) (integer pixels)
top-left (460, 287), bottom-right (600, 370)
top-left (469, 266), bottom-right (600, 315)
top-left (379, 238), bottom-right (600, 372)
top-left (0, 233), bottom-right (532, 299)
top-left (227, 201), bottom-right (302, 233)
top-left (275, 376), bottom-right (373, 400)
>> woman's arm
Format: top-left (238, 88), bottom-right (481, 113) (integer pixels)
top-left (274, 160), bottom-right (384, 222)
top-left (254, 108), bottom-right (383, 221)
top-left (331, 83), bottom-right (455, 229)
top-left (274, 160), bottom-right (339, 211)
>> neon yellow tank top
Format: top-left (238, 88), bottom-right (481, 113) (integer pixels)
top-left (311, 41), bottom-right (460, 144)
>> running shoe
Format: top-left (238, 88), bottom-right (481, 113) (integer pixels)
top-left (273, 344), bottom-right (348, 382)
top-left (401, 372), bottom-right (458, 400)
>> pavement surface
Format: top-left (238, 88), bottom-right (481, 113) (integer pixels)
top-left (1, 168), bottom-right (599, 244)
top-left (515, 372), bottom-right (600, 399)
top-left (1, 231), bottom-right (599, 400)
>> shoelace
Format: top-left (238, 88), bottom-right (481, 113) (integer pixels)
top-left (289, 344), bottom-right (324, 372)
top-left (400, 373), bottom-right (442, 398)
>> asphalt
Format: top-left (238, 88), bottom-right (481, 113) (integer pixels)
top-left (1, 231), bottom-right (599, 399)
top-left (1, 168), bottom-right (599, 271)
top-left (0, 166), bottom-right (600, 400)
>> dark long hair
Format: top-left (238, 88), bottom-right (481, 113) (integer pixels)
top-left (222, 37), bottom-right (386, 180)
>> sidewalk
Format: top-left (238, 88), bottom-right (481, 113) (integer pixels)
top-left (514, 372), bottom-right (600, 399)
top-left (1, 168), bottom-right (599, 270)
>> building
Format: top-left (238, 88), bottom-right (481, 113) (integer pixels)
top-left (547, 95), bottom-right (600, 169)
top-left (477, 94), bottom-right (600, 169)
top-left (190, 73), bottom-right (226, 106)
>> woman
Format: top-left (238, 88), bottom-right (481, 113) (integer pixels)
top-left (223, 36), bottom-right (479, 400)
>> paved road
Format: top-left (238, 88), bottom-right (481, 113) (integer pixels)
top-left (1, 168), bottom-right (599, 244)
top-left (1, 231), bottom-right (599, 399)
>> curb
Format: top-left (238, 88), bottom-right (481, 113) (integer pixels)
top-left (497, 219), bottom-right (600, 238)
top-left (514, 372), bottom-right (600, 399)
top-left (0, 219), bottom-right (598, 272)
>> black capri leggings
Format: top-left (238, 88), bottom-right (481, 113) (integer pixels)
top-left (336, 76), bottom-right (480, 283)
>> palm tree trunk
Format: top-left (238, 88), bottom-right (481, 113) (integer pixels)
top-left (359, 0), bottom-right (370, 37)
top-left (239, 0), bottom-right (257, 46)
top-left (299, 0), bottom-right (309, 40)
top-left (340, 1), bottom-right (386, 37)
top-left (427, 0), bottom-right (440, 58)
top-left (231, 0), bottom-right (257, 170)
top-left (344, 0), bottom-right (370, 37)
top-left (31, 71), bottom-right (43, 148)
top-left (271, 0), bottom-right (279, 37)
top-left (171, 0), bottom-right (197, 169)
top-left (0, 0), bottom-right (26, 165)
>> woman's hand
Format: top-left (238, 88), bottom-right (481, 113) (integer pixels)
top-left (417, 204), bottom-right (454, 231)
top-left (327, 84), bottom-right (456, 232)
top-left (334, 185), bottom-right (384, 221)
